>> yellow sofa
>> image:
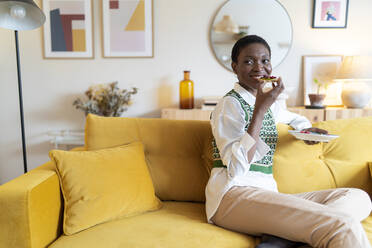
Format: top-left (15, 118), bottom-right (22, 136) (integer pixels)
top-left (1, 114), bottom-right (372, 248)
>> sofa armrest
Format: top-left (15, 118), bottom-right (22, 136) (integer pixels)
top-left (0, 161), bottom-right (63, 248)
top-left (70, 146), bottom-right (86, 151)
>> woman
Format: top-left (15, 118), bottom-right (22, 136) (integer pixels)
top-left (205, 35), bottom-right (372, 248)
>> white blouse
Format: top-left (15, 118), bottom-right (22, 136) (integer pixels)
top-left (205, 83), bottom-right (312, 223)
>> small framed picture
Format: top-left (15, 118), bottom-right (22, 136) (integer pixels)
top-left (42, 0), bottom-right (94, 58)
top-left (303, 55), bottom-right (343, 106)
top-left (102, 0), bottom-right (153, 58)
top-left (312, 0), bottom-right (349, 28)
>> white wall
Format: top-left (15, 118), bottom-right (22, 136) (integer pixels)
top-left (1, 0), bottom-right (372, 184)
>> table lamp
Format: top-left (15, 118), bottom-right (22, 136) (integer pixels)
top-left (214, 15), bottom-right (239, 34)
top-left (0, 0), bottom-right (45, 173)
top-left (334, 56), bottom-right (372, 108)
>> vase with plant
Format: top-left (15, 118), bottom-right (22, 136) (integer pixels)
top-left (233, 26), bottom-right (249, 40)
top-left (73, 82), bottom-right (138, 117)
top-left (308, 78), bottom-right (329, 107)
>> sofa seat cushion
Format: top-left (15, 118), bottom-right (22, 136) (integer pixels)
top-left (48, 202), bottom-right (372, 248)
top-left (49, 201), bottom-right (259, 248)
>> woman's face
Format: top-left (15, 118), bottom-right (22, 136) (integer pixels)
top-left (231, 43), bottom-right (272, 94)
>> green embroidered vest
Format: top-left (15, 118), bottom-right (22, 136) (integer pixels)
top-left (212, 89), bottom-right (278, 175)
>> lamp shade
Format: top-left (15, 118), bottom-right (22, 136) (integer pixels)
top-left (214, 15), bottom-right (239, 34)
top-left (334, 56), bottom-right (372, 81)
top-left (0, 0), bottom-right (45, 30)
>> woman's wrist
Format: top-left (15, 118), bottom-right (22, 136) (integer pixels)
top-left (252, 107), bottom-right (266, 120)
top-left (248, 109), bottom-right (265, 135)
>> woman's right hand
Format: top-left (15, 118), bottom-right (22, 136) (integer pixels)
top-left (246, 78), bottom-right (284, 162)
top-left (254, 77), bottom-right (285, 114)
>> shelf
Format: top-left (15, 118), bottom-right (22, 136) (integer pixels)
top-left (162, 107), bottom-right (372, 123)
top-left (212, 41), bottom-right (235, 45)
top-left (48, 130), bottom-right (84, 149)
top-left (161, 108), bottom-right (212, 121)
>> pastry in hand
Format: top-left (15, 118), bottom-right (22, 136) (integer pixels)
top-left (260, 76), bottom-right (277, 81)
top-left (260, 76), bottom-right (278, 92)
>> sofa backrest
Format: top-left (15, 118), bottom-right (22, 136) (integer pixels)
top-left (275, 117), bottom-right (372, 195)
top-left (315, 117), bottom-right (372, 194)
top-left (85, 114), bottom-right (214, 202)
top-left (85, 114), bottom-right (372, 202)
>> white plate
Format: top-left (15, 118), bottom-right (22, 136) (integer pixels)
top-left (288, 130), bottom-right (339, 142)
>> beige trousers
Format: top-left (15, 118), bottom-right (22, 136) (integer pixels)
top-left (211, 186), bottom-right (372, 248)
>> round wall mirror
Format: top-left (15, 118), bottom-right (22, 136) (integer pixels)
top-left (210, 0), bottom-right (293, 72)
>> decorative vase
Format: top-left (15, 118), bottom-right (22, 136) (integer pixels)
top-left (341, 83), bottom-right (371, 108)
top-left (308, 94), bottom-right (326, 107)
top-left (233, 26), bottom-right (249, 40)
top-left (179, 71), bottom-right (194, 109)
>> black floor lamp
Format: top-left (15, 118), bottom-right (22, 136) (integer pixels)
top-left (0, 0), bottom-right (45, 173)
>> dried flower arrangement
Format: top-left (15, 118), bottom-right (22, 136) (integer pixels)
top-left (73, 82), bottom-right (138, 117)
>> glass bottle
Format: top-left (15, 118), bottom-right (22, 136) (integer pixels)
top-left (179, 70), bottom-right (194, 109)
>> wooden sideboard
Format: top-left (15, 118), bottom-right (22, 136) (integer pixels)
top-left (287, 107), bottom-right (324, 123)
top-left (162, 107), bottom-right (372, 123)
top-left (161, 108), bottom-right (212, 121)
top-left (288, 107), bottom-right (372, 123)
top-left (324, 107), bottom-right (372, 121)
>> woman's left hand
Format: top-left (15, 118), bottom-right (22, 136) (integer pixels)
top-left (301, 127), bottom-right (328, 145)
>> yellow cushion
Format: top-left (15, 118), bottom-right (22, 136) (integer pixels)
top-left (274, 124), bottom-right (336, 193)
top-left (315, 117), bottom-right (372, 163)
top-left (84, 114), bottom-right (213, 202)
top-left (274, 117), bottom-right (372, 195)
top-left (49, 202), bottom-right (259, 248)
top-left (49, 142), bottom-right (162, 235)
top-left (314, 118), bottom-right (372, 195)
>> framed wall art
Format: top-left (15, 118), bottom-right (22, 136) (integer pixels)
top-left (303, 55), bottom-right (343, 106)
top-left (102, 0), bottom-right (153, 58)
top-left (42, 0), bottom-right (94, 58)
top-left (312, 0), bottom-right (349, 28)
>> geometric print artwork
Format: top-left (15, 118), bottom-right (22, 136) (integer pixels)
top-left (42, 0), bottom-right (93, 58)
top-left (42, 0), bottom-right (152, 58)
top-left (103, 0), bottom-right (153, 57)
top-left (110, 0), bottom-right (145, 52)
top-left (49, 1), bottom-right (86, 52)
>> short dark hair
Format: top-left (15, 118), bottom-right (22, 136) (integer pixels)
top-left (231, 35), bottom-right (271, 63)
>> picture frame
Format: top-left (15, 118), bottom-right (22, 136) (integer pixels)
top-left (312, 0), bottom-right (349, 28)
top-left (303, 55), bottom-right (343, 106)
top-left (42, 0), bottom-right (94, 58)
top-left (102, 0), bottom-right (153, 58)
